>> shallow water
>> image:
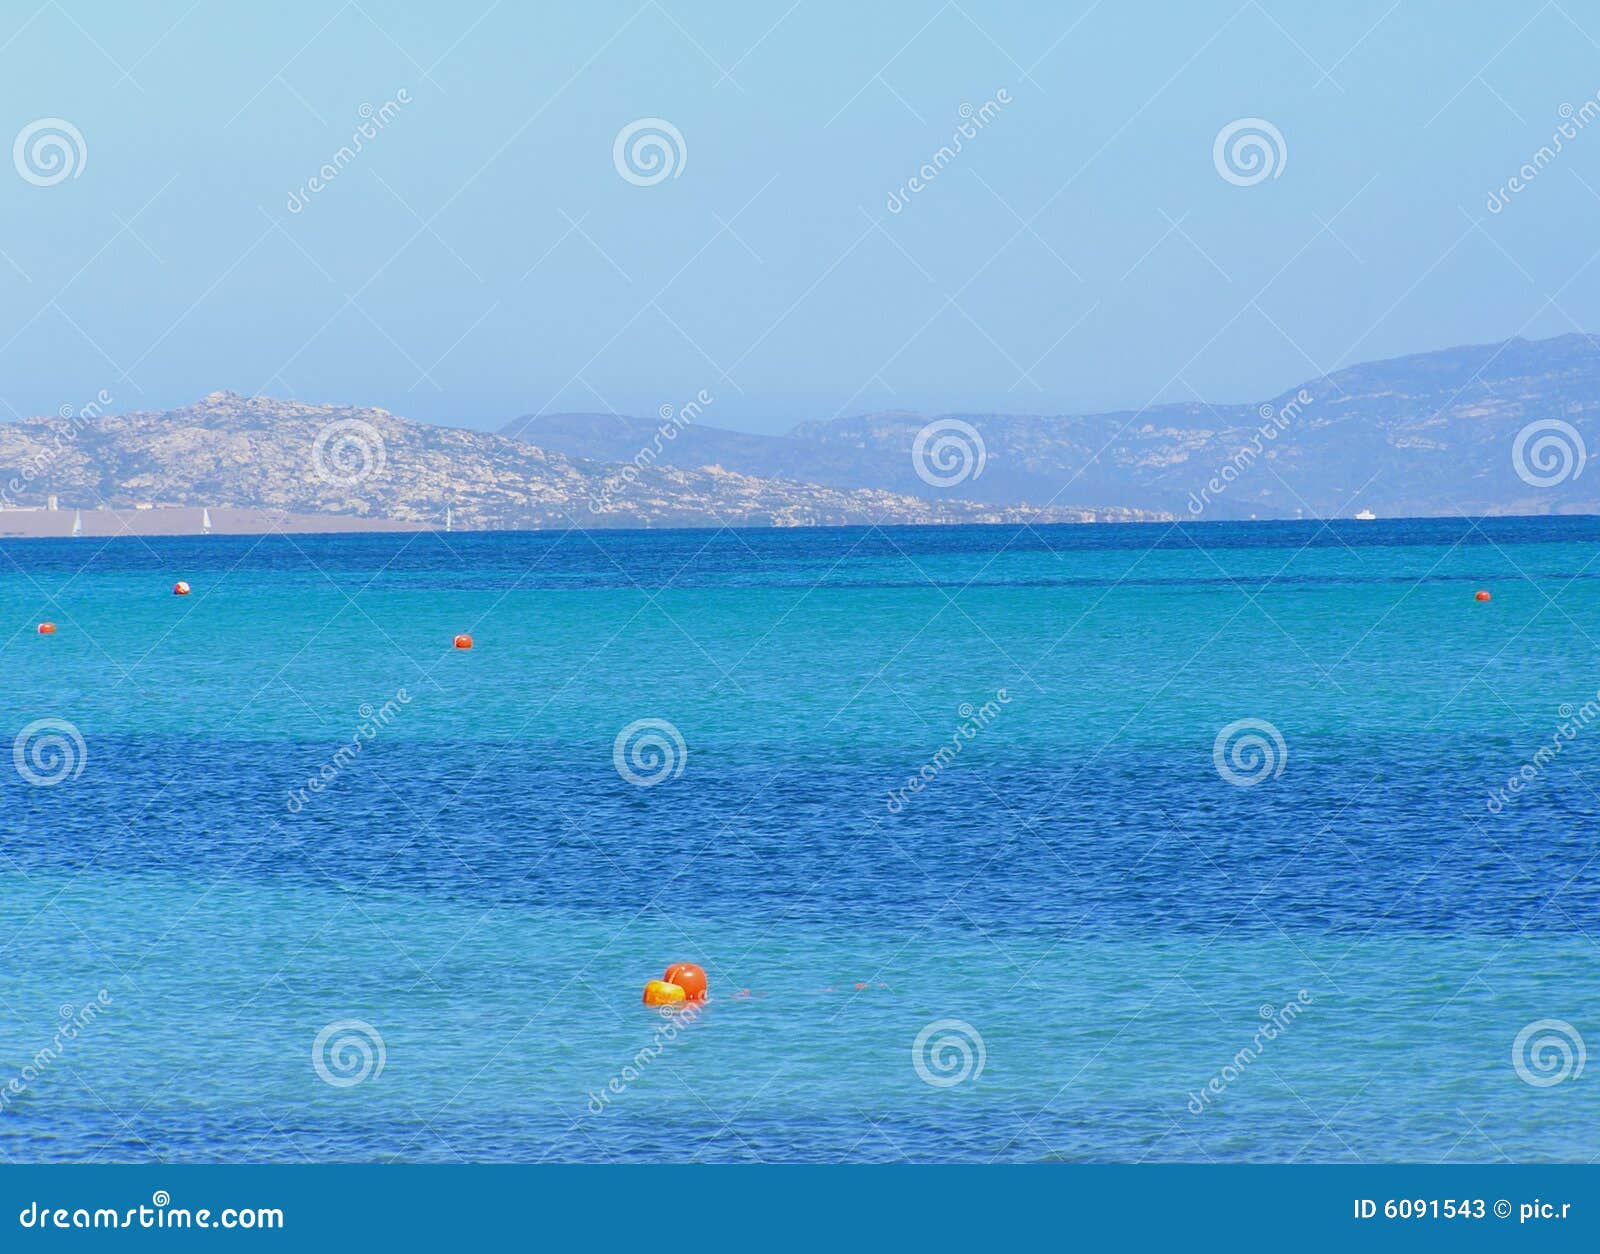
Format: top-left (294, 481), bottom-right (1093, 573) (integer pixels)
top-left (1, 519), bottom-right (1596, 1161)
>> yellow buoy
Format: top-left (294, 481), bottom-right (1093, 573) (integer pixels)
top-left (642, 979), bottom-right (686, 1007)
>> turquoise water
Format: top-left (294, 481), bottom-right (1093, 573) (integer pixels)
top-left (1, 519), bottom-right (1597, 1162)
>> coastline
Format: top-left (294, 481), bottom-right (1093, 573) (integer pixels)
top-left (7, 501), bottom-right (1600, 543)
top-left (0, 507), bottom-right (425, 538)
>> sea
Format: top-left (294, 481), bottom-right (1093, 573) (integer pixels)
top-left (1, 518), bottom-right (1596, 1163)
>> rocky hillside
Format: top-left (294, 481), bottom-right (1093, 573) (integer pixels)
top-left (506, 334), bottom-right (1600, 519)
top-left (499, 410), bottom-right (871, 488)
top-left (0, 393), bottom-right (1160, 529)
top-left (10, 333), bottom-right (1592, 530)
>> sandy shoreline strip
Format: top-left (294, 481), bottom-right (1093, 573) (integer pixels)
top-left (0, 507), bottom-right (428, 538)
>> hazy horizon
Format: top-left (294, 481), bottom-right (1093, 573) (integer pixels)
top-left (18, 326), bottom-right (1594, 438)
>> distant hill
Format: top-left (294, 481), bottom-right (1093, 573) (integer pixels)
top-left (505, 334), bottom-right (1600, 519)
top-left (0, 392), bottom-right (1159, 531)
top-left (7, 334), bottom-right (1595, 533)
top-left (497, 411), bottom-right (844, 483)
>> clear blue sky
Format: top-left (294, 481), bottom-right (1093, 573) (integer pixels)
top-left (4, 1), bottom-right (1598, 433)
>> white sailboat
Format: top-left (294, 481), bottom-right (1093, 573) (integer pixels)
top-left (445, 506), bottom-right (452, 533)
top-left (71, 509), bottom-right (82, 537)
top-left (201, 507), bottom-right (212, 534)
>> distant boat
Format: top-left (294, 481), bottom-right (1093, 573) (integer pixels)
top-left (445, 506), bottom-right (452, 533)
top-left (1354, 509), bottom-right (1376, 520)
top-left (201, 507), bottom-right (212, 534)
top-left (71, 509), bottom-right (82, 537)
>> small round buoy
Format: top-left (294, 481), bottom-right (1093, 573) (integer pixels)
top-left (173, 581), bottom-right (190, 596)
top-left (643, 979), bottom-right (686, 1007)
top-left (453, 634), bottom-right (473, 650)
top-left (37, 622), bottom-right (55, 635)
top-left (664, 962), bottom-right (708, 1001)
top-left (1475, 590), bottom-right (1491, 602)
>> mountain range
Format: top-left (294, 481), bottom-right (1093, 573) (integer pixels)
top-left (0, 392), bottom-right (1154, 530)
top-left (2, 334), bottom-right (1596, 531)
top-left (505, 334), bottom-right (1600, 520)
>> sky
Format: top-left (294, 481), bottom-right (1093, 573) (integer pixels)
top-left (3, 0), bottom-right (1599, 434)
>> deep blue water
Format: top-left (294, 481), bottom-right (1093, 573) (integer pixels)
top-left (0, 518), bottom-right (1596, 1162)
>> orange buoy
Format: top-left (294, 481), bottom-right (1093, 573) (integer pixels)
top-left (37, 622), bottom-right (55, 634)
top-left (1475, 590), bottom-right (1491, 602)
top-left (664, 962), bottom-right (708, 1001)
top-left (453, 634), bottom-right (473, 649)
top-left (173, 581), bottom-right (190, 596)
top-left (642, 979), bottom-right (686, 1007)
